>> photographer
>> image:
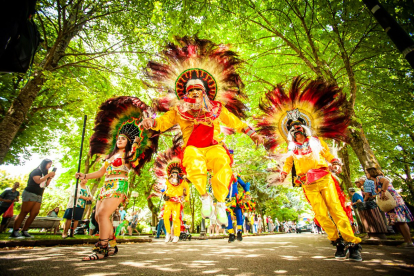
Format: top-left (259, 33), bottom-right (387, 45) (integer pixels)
top-left (10, 159), bottom-right (55, 238)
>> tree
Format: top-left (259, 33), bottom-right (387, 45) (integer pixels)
top-left (158, 0), bottom-right (413, 195)
top-left (0, 0), bottom-right (160, 164)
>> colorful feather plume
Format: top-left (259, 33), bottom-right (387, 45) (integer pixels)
top-left (146, 36), bottom-right (248, 118)
top-left (89, 96), bottom-right (159, 175)
top-left (256, 77), bottom-right (349, 152)
top-left (154, 145), bottom-right (185, 185)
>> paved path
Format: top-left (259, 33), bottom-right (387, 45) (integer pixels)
top-left (1, 233), bottom-right (413, 275)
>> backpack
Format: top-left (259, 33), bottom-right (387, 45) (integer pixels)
top-left (0, 0), bottom-right (41, 73)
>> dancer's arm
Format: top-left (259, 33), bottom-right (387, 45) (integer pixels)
top-left (319, 138), bottom-right (339, 164)
top-left (75, 165), bottom-right (106, 180)
top-left (140, 110), bottom-right (178, 131)
top-left (237, 176), bottom-right (250, 193)
top-left (183, 180), bottom-right (190, 202)
top-left (280, 155), bottom-right (294, 182)
top-left (219, 106), bottom-right (264, 146)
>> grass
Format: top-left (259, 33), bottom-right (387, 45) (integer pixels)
top-left (0, 232), bottom-right (149, 241)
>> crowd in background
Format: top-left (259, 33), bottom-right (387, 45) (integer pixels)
top-left (1, 160), bottom-right (413, 247)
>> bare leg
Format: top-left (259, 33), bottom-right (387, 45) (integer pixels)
top-left (63, 219), bottom-right (70, 236)
top-left (13, 201), bottom-right (36, 230)
top-left (397, 223), bottom-right (413, 244)
top-left (22, 202), bottom-right (41, 231)
top-left (63, 219), bottom-right (79, 236)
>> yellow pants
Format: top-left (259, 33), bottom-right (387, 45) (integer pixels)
top-left (183, 144), bottom-right (231, 203)
top-left (303, 174), bottom-right (361, 244)
top-left (163, 201), bottom-right (181, 235)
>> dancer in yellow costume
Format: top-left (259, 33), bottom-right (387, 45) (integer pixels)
top-left (142, 37), bottom-right (263, 226)
top-left (163, 166), bottom-right (189, 243)
top-left (257, 77), bottom-right (362, 261)
top-left (154, 146), bottom-right (189, 243)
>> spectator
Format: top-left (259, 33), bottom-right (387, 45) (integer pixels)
top-left (119, 206), bottom-right (127, 221)
top-left (156, 208), bottom-right (166, 239)
top-left (208, 211), bottom-right (219, 236)
top-left (253, 214), bottom-right (258, 234)
top-left (47, 207), bottom-right (60, 217)
top-left (89, 206), bottom-right (99, 235)
top-left (10, 159), bottom-right (55, 238)
top-left (61, 179), bottom-right (92, 238)
top-left (47, 207), bottom-right (60, 234)
top-left (274, 218), bottom-right (280, 232)
top-left (258, 214), bottom-right (262, 234)
top-left (0, 182), bottom-right (20, 233)
top-left (268, 218), bottom-right (274, 233)
top-left (349, 188), bottom-right (364, 208)
top-left (128, 210), bottom-right (140, 236)
top-left (359, 176), bottom-right (376, 202)
top-left (355, 177), bottom-right (388, 235)
top-left (367, 168), bottom-right (414, 247)
top-left (0, 182), bottom-right (20, 215)
top-left (112, 207), bottom-right (121, 234)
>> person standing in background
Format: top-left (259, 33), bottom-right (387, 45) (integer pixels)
top-left (0, 182), bottom-right (20, 215)
top-left (367, 168), bottom-right (414, 247)
top-left (0, 182), bottom-right (20, 233)
top-left (119, 206), bottom-right (127, 221)
top-left (61, 179), bottom-right (92, 238)
top-left (47, 207), bottom-right (60, 234)
top-left (112, 207), bottom-right (121, 234)
top-left (10, 159), bottom-right (55, 238)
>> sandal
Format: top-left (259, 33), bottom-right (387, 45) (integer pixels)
top-left (82, 239), bottom-right (108, 261)
top-left (107, 246), bottom-right (118, 256)
top-left (107, 238), bottom-right (118, 256)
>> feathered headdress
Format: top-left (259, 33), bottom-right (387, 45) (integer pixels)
top-left (256, 77), bottom-right (349, 152)
top-left (146, 36), bottom-right (248, 118)
top-left (89, 96), bottom-right (159, 175)
top-left (154, 145), bottom-right (186, 186)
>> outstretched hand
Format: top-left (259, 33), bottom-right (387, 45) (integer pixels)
top-left (251, 133), bottom-right (264, 148)
top-left (280, 173), bottom-right (287, 183)
top-left (139, 118), bottom-right (155, 130)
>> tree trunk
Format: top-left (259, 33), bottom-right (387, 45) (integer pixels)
top-left (0, 5), bottom-right (89, 164)
top-left (147, 197), bottom-right (157, 227)
top-left (0, 71), bottom-right (45, 164)
top-left (347, 119), bottom-right (380, 170)
top-left (403, 163), bottom-right (414, 200)
top-left (337, 144), bottom-right (353, 192)
top-left (190, 185), bottom-right (195, 233)
top-left (144, 183), bottom-right (158, 227)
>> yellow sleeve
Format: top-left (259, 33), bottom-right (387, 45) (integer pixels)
top-left (183, 180), bottom-right (190, 201)
top-left (319, 138), bottom-right (336, 163)
top-left (282, 154), bottom-right (294, 174)
top-left (151, 110), bottom-right (178, 132)
top-left (218, 106), bottom-right (248, 133)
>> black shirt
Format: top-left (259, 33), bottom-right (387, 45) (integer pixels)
top-left (0, 188), bottom-right (19, 208)
top-left (24, 168), bottom-right (45, 196)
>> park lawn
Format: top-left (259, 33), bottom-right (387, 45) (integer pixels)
top-left (0, 232), bottom-right (148, 241)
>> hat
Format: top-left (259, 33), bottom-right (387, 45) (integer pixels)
top-left (358, 176), bottom-right (367, 182)
top-left (348, 188), bottom-right (355, 192)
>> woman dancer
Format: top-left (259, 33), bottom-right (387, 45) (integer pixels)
top-left (76, 96), bottom-right (158, 260)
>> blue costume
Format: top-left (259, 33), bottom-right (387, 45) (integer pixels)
top-left (226, 175), bottom-right (251, 237)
